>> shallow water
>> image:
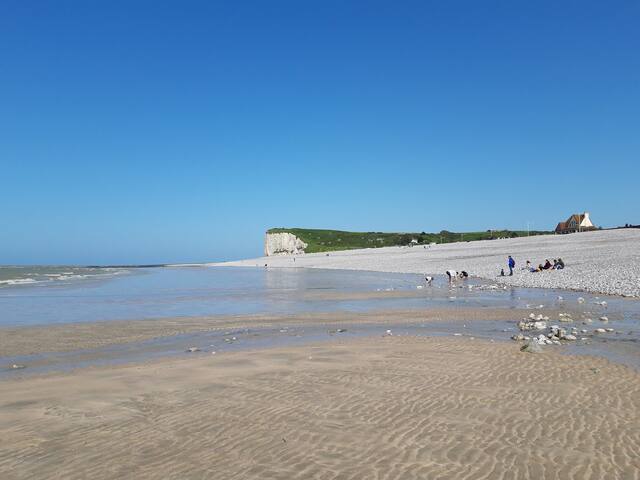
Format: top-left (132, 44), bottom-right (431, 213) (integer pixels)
top-left (0, 266), bottom-right (547, 327)
top-left (1, 267), bottom-right (639, 375)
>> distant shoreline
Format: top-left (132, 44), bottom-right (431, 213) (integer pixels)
top-left (216, 229), bottom-right (640, 298)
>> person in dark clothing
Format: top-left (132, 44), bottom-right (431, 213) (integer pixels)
top-left (543, 259), bottom-right (552, 270)
top-left (556, 258), bottom-right (565, 270)
top-left (508, 256), bottom-right (515, 276)
top-left (459, 271), bottom-right (469, 279)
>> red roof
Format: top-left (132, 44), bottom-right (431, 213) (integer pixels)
top-left (555, 222), bottom-right (567, 232)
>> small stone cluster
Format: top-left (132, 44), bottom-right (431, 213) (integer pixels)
top-left (512, 311), bottom-right (616, 349)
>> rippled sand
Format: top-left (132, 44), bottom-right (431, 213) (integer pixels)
top-left (1, 336), bottom-right (638, 479)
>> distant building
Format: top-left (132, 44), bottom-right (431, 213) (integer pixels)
top-left (555, 212), bottom-right (596, 234)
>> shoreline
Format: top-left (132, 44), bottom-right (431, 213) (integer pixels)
top-left (0, 306), bottom-right (545, 358)
top-left (213, 229), bottom-right (640, 298)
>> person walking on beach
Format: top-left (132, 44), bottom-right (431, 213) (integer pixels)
top-left (446, 270), bottom-right (457, 283)
top-left (507, 256), bottom-right (515, 276)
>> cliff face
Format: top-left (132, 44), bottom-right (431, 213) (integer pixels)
top-left (264, 232), bottom-right (308, 256)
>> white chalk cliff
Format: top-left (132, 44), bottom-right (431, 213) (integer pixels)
top-left (264, 232), bottom-right (308, 256)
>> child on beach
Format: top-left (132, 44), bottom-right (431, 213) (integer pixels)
top-left (446, 270), bottom-right (457, 282)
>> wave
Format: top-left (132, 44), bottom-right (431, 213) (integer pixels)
top-left (0, 267), bottom-right (130, 289)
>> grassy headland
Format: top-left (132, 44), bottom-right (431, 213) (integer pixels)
top-left (267, 227), bottom-right (551, 253)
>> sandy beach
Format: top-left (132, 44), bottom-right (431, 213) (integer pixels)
top-left (215, 229), bottom-right (640, 298)
top-left (2, 335), bottom-right (639, 480)
top-left (2, 238), bottom-right (639, 479)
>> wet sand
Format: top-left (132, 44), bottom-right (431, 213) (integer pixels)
top-left (1, 336), bottom-right (639, 480)
top-left (0, 307), bottom-right (552, 358)
top-left (2, 275), bottom-right (639, 479)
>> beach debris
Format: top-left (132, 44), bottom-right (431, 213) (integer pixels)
top-left (583, 318), bottom-right (593, 324)
top-left (599, 316), bottom-right (609, 322)
top-left (11, 364), bottom-right (26, 369)
top-left (577, 297), bottom-right (585, 303)
top-left (605, 328), bottom-right (614, 333)
top-left (453, 333), bottom-right (462, 336)
top-left (511, 333), bottom-right (525, 341)
top-left (384, 329), bottom-right (393, 336)
top-left (594, 328), bottom-right (607, 334)
top-left (557, 296), bottom-right (564, 301)
top-left (416, 285), bottom-right (424, 289)
top-left (186, 347), bottom-right (200, 353)
top-left (211, 351), bottom-right (216, 355)
top-left (520, 340), bottom-right (543, 353)
top-left (594, 300), bottom-right (608, 307)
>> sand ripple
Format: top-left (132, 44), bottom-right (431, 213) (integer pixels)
top-left (1, 337), bottom-right (639, 479)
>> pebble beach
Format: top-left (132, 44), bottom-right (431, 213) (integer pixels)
top-left (217, 229), bottom-right (640, 298)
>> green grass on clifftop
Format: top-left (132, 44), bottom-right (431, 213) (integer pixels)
top-left (267, 228), bottom-right (552, 253)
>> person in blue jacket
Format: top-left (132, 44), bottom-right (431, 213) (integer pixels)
top-left (508, 255), bottom-right (515, 276)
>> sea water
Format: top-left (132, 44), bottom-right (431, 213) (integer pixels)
top-left (0, 266), bottom-right (507, 326)
top-left (1, 266), bottom-right (639, 374)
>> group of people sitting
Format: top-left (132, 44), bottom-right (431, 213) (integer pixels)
top-left (524, 258), bottom-right (565, 272)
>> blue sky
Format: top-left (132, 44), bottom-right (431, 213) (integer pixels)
top-left (2, 1), bottom-right (638, 264)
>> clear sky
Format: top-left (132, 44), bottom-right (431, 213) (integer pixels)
top-left (2, 1), bottom-right (639, 264)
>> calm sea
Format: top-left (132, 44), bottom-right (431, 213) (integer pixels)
top-left (0, 266), bottom-right (440, 326)
top-left (1, 266), bottom-right (639, 372)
